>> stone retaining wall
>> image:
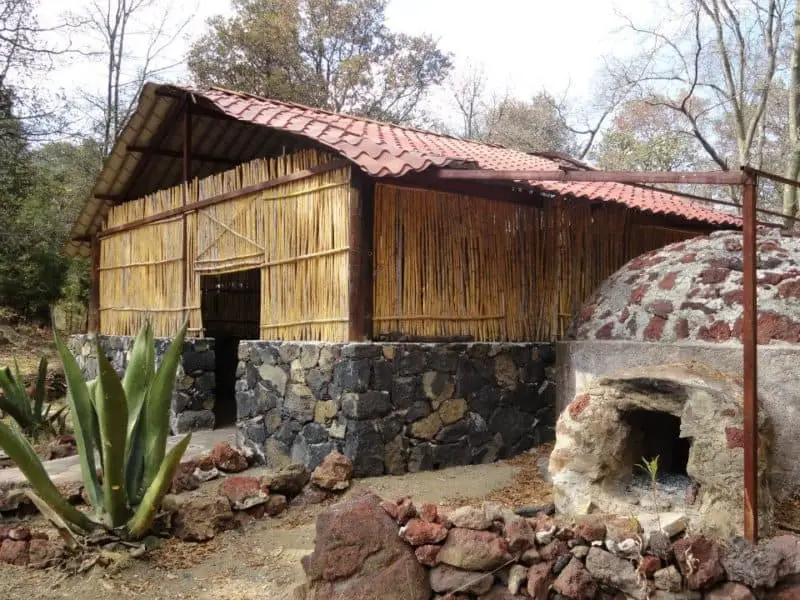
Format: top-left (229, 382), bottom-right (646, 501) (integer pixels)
top-left (235, 341), bottom-right (555, 476)
top-left (67, 334), bottom-right (216, 433)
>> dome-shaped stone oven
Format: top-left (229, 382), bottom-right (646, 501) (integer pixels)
top-left (568, 229), bottom-right (800, 345)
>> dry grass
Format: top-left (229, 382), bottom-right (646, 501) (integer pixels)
top-left (446, 443), bottom-right (554, 509)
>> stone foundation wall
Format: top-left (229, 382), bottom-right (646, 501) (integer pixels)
top-left (235, 341), bottom-right (555, 476)
top-left (67, 334), bottom-right (216, 433)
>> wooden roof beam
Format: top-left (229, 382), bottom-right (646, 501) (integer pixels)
top-left (127, 145), bottom-right (238, 165)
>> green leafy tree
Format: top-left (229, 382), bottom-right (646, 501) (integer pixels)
top-left (482, 92), bottom-right (576, 154)
top-left (187, 0), bottom-right (452, 124)
top-left (593, 99), bottom-right (700, 172)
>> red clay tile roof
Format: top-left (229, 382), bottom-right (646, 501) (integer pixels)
top-left (198, 86), bottom-right (740, 227)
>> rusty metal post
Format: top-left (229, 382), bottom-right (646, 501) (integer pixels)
top-left (742, 170), bottom-right (758, 543)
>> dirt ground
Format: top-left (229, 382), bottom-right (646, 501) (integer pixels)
top-left (0, 448), bottom-right (553, 600)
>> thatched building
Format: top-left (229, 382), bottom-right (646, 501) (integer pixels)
top-left (65, 83), bottom-right (738, 474)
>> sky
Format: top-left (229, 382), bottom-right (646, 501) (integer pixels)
top-left (32, 0), bottom-right (656, 127)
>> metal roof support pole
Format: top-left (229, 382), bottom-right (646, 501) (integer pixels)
top-left (182, 102), bottom-right (192, 330)
top-left (742, 170), bottom-right (759, 543)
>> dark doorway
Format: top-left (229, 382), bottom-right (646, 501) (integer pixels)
top-left (621, 409), bottom-right (690, 476)
top-left (201, 269), bottom-right (261, 427)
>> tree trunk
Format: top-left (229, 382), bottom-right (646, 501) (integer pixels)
top-left (783, 0), bottom-right (800, 229)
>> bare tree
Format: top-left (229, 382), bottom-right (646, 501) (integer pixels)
top-left (783, 0), bottom-right (800, 226)
top-left (77, 0), bottom-right (196, 156)
top-left (613, 0), bottom-right (789, 173)
top-left (448, 62), bottom-right (487, 139)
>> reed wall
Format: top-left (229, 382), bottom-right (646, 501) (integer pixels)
top-left (372, 184), bottom-right (703, 342)
top-left (100, 149), bottom-right (351, 339)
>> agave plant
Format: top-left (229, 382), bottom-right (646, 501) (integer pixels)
top-left (0, 356), bottom-right (67, 439)
top-left (0, 320), bottom-right (192, 541)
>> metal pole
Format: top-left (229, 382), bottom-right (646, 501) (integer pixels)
top-left (742, 171), bottom-right (758, 543)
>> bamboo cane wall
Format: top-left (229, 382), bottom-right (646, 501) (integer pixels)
top-left (100, 149), bottom-right (351, 339)
top-left (372, 184), bottom-right (702, 342)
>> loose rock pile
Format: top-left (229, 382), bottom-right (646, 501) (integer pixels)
top-left (0, 445), bottom-right (355, 566)
top-left (297, 493), bottom-right (800, 599)
top-left (166, 450), bottom-right (354, 542)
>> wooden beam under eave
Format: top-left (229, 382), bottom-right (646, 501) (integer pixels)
top-left (127, 145), bottom-right (237, 166)
top-left (88, 236), bottom-right (101, 333)
top-left (347, 168), bottom-right (374, 341)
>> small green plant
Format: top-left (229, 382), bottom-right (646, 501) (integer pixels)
top-left (637, 455), bottom-right (661, 528)
top-left (0, 320), bottom-right (191, 542)
top-left (0, 356), bottom-right (67, 439)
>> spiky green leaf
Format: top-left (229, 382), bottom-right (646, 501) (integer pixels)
top-left (124, 320), bottom-right (154, 430)
top-left (123, 321), bottom-right (154, 503)
top-left (95, 349), bottom-right (130, 527)
top-left (34, 357), bottom-right (47, 421)
top-left (127, 433), bottom-right (192, 539)
top-left (0, 420), bottom-right (96, 532)
top-left (54, 331), bottom-right (102, 508)
top-left (0, 367), bottom-right (31, 429)
top-left (142, 321), bottom-right (187, 490)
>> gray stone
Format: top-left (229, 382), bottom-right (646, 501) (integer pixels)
top-left (408, 443), bottom-right (434, 472)
top-left (384, 435), bottom-right (408, 475)
top-left (371, 360), bottom-right (393, 391)
top-left (291, 437), bottom-right (334, 470)
top-left (283, 384), bottom-right (315, 423)
top-left (585, 547), bottom-right (646, 600)
top-left (430, 347), bottom-right (459, 373)
top-left (332, 358), bottom-right (371, 393)
top-left (489, 405), bottom-right (534, 449)
top-left (299, 345), bottom-right (321, 369)
top-left (341, 391), bottom-right (392, 420)
top-left (258, 364), bottom-right (288, 396)
top-left (721, 536), bottom-right (781, 589)
top-left (239, 416), bottom-right (266, 445)
top-left (274, 420), bottom-right (301, 445)
top-left (256, 344), bottom-right (281, 366)
top-left (277, 343), bottom-right (300, 363)
top-left (455, 357), bottom-right (489, 398)
top-left (380, 413), bottom-right (404, 443)
top-left (405, 400), bottom-right (432, 423)
top-left (183, 350), bottom-right (215, 373)
top-left (318, 346), bottom-right (337, 374)
top-left (436, 412), bottom-right (487, 443)
top-left (171, 410), bottom-right (215, 434)
top-left (254, 381), bottom-right (279, 411)
top-left (432, 439), bottom-right (471, 469)
top-left (647, 531), bottom-right (672, 560)
top-left (342, 344), bottom-right (383, 359)
top-left (429, 564), bottom-right (494, 595)
top-left (263, 409), bottom-right (282, 435)
top-left (327, 419), bottom-right (346, 439)
top-left (264, 438), bottom-right (292, 469)
top-left (654, 566), bottom-right (683, 592)
top-left (344, 421), bottom-right (385, 477)
top-left (300, 422), bottom-right (329, 445)
top-left (392, 376), bottom-right (419, 409)
top-left (396, 347), bottom-right (427, 376)
top-left (305, 368), bottom-right (329, 400)
top-left (470, 385), bottom-right (502, 420)
top-left (472, 432), bottom-right (504, 464)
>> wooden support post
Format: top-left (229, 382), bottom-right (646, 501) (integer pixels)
top-left (88, 235), bottom-right (101, 333)
top-left (742, 171), bottom-right (758, 543)
top-left (347, 167), bottom-right (374, 341)
top-left (182, 102), bottom-right (192, 327)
